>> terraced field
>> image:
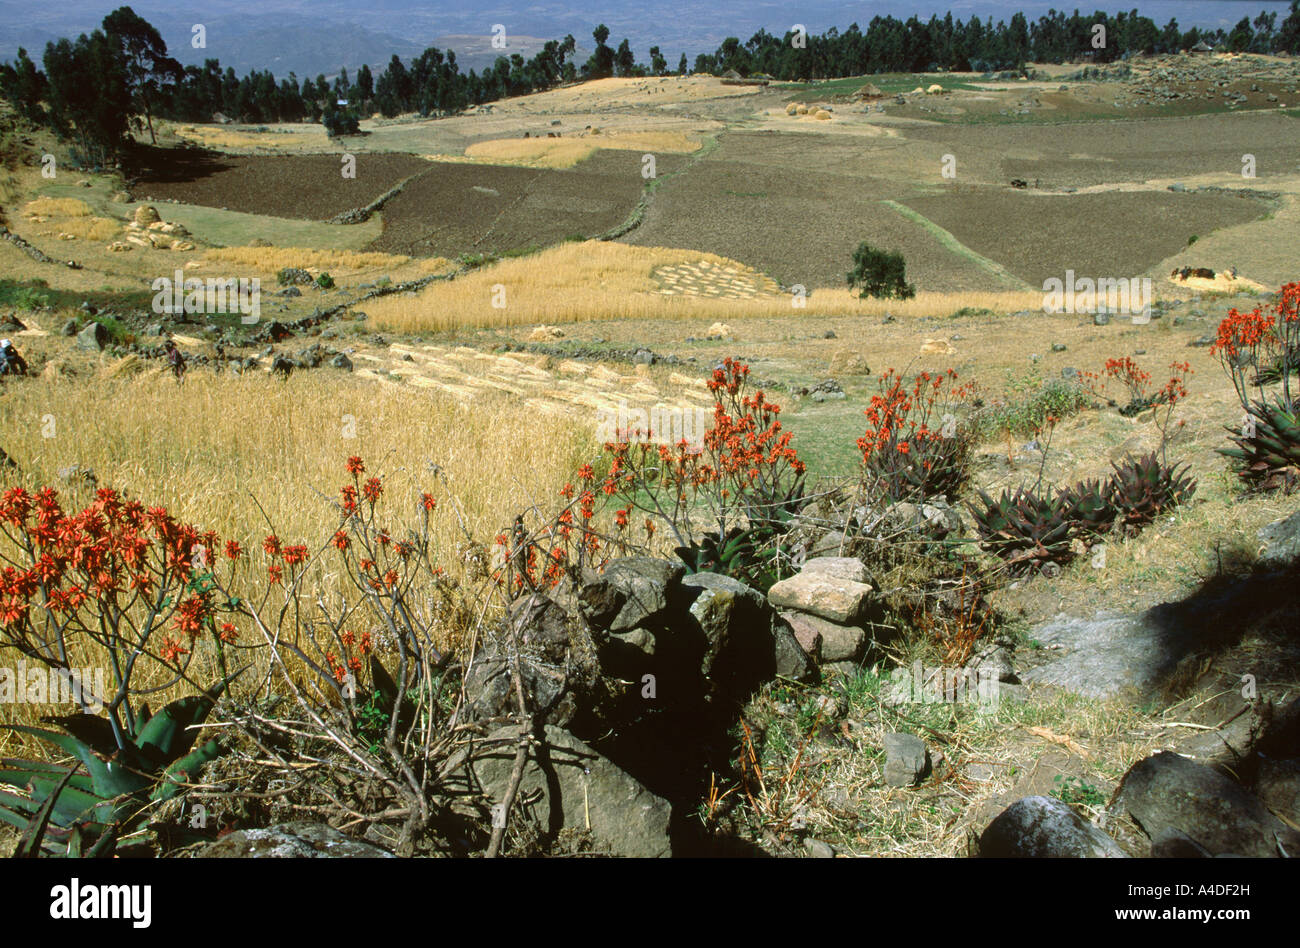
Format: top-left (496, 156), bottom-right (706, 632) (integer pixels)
top-left (369, 149), bottom-right (685, 257)
top-left (128, 152), bottom-right (432, 219)
top-left (905, 187), bottom-right (1272, 286)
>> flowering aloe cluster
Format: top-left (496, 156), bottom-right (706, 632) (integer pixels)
top-left (858, 367), bottom-right (976, 504)
top-left (501, 358), bottom-right (807, 594)
top-left (1211, 282), bottom-right (1300, 491)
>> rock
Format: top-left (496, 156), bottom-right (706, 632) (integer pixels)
top-left (1254, 758), bottom-right (1300, 825)
top-left (770, 614), bottom-right (816, 681)
top-left (1149, 826), bottom-right (1213, 857)
top-left (980, 796), bottom-right (1127, 857)
top-left (780, 611), bottom-right (865, 663)
top-left (143, 322), bottom-right (163, 336)
top-left (800, 556), bottom-right (869, 584)
top-left (804, 838), bottom-right (836, 858)
top-left (883, 732), bottom-right (930, 787)
top-left (469, 724), bottom-right (672, 858)
top-left (133, 205), bottom-right (161, 225)
top-left (1093, 312), bottom-right (1111, 326)
top-left (1061, 366), bottom-right (1079, 379)
top-left (1116, 752), bottom-right (1300, 857)
top-left (330, 353), bottom-right (353, 371)
top-left (823, 330), bottom-right (837, 339)
top-left (705, 321), bottom-right (731, 338)
top-left (76, 321), bottom-right (107, 351)
top-left (200, 821), bottom-right (393, 857)
top-left (279, 287), bottom-right (301, 297)
top-left (682, 571), bottom-right (773, 692)
top-left (1051, 343), bottom-right (1067, 352)
top-left (768, 564), bottom-right (875, 625)
top-left (1257, 511), bottom-right (1300, 567)
top-left (598, 557), bottom-right (683, 633)
top-left (271, 354), bottom-right (294, 376)
top-left (882, 500), bottom-right (962, 540)
top-left (462, 594), bottom-right (597, 728)
top-left (60, 318), bottom-right (78, 336)
top-left (633, 348), bottom-right (655, 365)
top-left (781, 611), bottom-right (822, 660)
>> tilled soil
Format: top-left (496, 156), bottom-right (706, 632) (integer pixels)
top-left (906, 187), bottom-right (1270, 286)
top-left (128, 152), bottom-right (434, 220)
top-left (368, 149), bottom-right (685, 257)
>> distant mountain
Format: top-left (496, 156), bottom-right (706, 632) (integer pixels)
top-left (1, 0), bottom-right (1293, 79)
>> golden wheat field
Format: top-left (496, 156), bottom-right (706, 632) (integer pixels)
top-left (448, 131), bottom-right (703, 169)
top-left (201, 245), bottom-right (455, 276)
top-left (0, 368), bottom-right (596, 604)
top-left (365, 240), bottom-right (1047, 332)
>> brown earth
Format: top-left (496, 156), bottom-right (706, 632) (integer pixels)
top-left (900, 111), bottom-right (1300, 188)
top-left (905, 187), bottom-right (1271, 286)
top-left (127, 151), bottom-right (433, 220)
top-left (368, 149), bottom-right (686, 257)
top-left (622, 129), bottom-right (999, 290)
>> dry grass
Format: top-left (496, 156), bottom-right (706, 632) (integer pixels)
top-left (365, 240), bottom-right (1046, 332)
top-left (0, 364), bottom-right (595, 636)
top-left (53, 216), bottom-right (122, 241)
top-left (165, 123), bottom-right (323, 151)
top-left (453, 131), bottom-right (702, 169)
top-left (23, 197), bottom-right (93, 218)
top-left (202, 245), bottom-right (453, 276)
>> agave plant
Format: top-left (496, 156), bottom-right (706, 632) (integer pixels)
top-left (1220, 395), bottom-right (1300, 493)
top-left (0, 678), bottom-right (235, 857)
top-left (675, 523), bottom-right (792, 593)
top-left (1108, 451), bottom-right (1197, 533)
top-left (1059, 478), bottom-right (1119, 539)
top-left (968, 486), bottom-right (1076, 574)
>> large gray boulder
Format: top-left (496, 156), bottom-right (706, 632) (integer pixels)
top-left (461, 593), bottom-right (598, 727)
top-left (76, 320), bottom-right (107, 351)
top-left (201, 821), bottom-right (394, 857)
top-left (1116, 752), bottom-right (1300, 857)
top-left (469, 724), bottom-right (672, 858)
top-left (980, 796), bottom-right (1127, 858)
top-left (593, 557), bottom-right (683, 633)
top-left (1258, 511), bottom-right (1300, 567)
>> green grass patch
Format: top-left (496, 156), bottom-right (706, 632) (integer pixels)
top-left (0, 278), bottom-right (153, 314)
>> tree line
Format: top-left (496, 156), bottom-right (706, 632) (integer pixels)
top-left (3, 4), bottom-right (1299, 167)
top-left (693, 5), bottom-right (1300, 78)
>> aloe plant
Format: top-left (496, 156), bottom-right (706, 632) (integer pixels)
top-left (0, 677), bottom-right (235, 857)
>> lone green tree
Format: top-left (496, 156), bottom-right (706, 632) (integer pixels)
top-left (102, 6), bottom-right (182, 145)
top-left (847, 242), bottom-right (916, 299)
top-left (586, 25), bottom-right (615, 78)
